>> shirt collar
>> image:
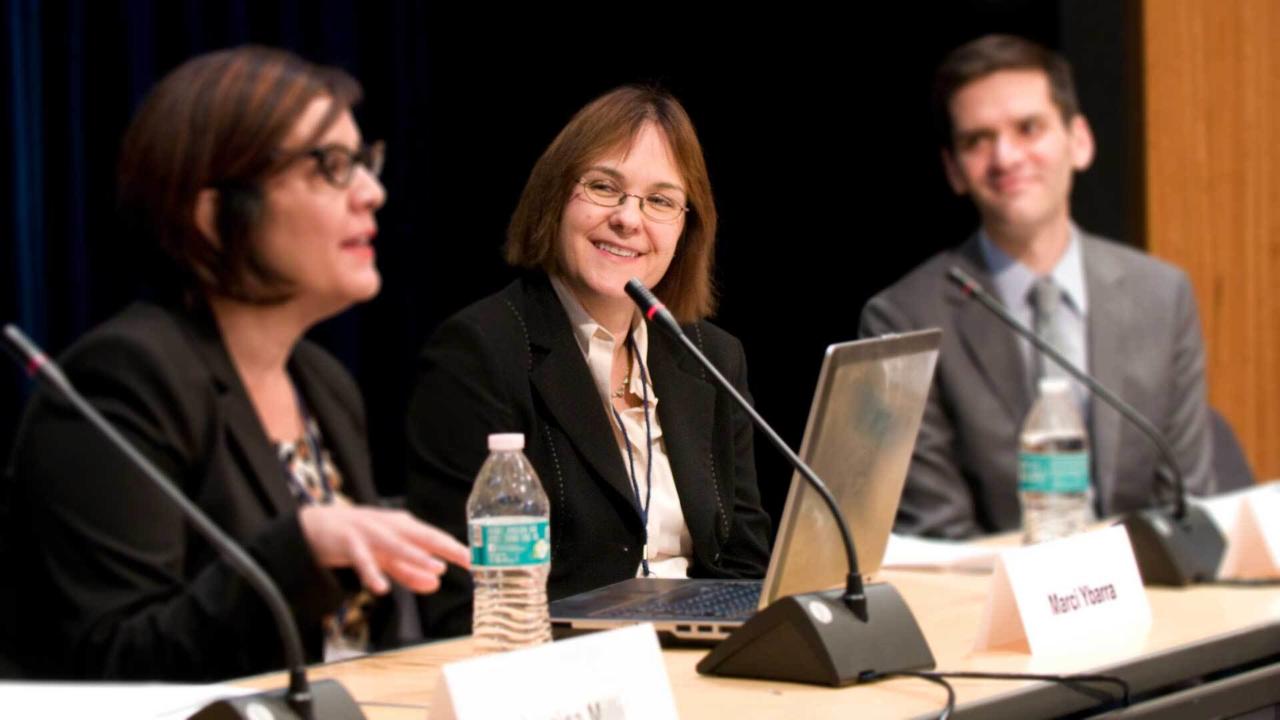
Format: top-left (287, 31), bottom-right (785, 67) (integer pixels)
top-left (978, 225), bottom-right (1088, 315)
top-left (550, 275), bottom-right (647, 352)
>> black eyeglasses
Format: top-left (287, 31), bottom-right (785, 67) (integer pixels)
top-left (305, 141), bottom-right (386, 188)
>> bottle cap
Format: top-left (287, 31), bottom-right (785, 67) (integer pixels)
top-left (487, 433), bottom-right (525, 451)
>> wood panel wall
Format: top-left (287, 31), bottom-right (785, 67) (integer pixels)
top-left (1141, 0), bottom-right (1280, 482)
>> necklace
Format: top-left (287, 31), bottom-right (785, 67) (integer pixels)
top-left (611, 345), bottom-right (633, 399)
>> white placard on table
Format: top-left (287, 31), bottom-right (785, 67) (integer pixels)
top-left (975, 525), bottom-right (1152, 655)
top-left (432, 623), bottom-right (678, 720)
top-left (0, 682), bottom-right (253, 720)
top-left (1216, 483), bottom-right (1280, 579)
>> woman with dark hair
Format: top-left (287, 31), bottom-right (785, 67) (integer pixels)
top-left (406, 85), bottom-right (771, 638)
top-left (2, 46), bottom-right (468, 681)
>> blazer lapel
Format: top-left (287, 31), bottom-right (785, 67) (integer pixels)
top-left (948, 237), bottom-right (1034, 424)
top-left (1082, 236), bottom-right (1128, 513)
top-left (178, 306), bottom-right (297, 516)
top-left (521, 277), bottom-right (639, 513)
top-left (646, 327), bottom-right (718, 547)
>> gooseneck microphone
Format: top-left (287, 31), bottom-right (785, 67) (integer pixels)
top-left (946, 267), bottom-right (1189, 516)
top-left (626, 280), bottom-right (866, 615)
top-left (945, 267), bottom-right (1226, 586)
top-left (3, 325), bottom-right (364, 720)
top-left (624, 280), bottom-right (934, 686)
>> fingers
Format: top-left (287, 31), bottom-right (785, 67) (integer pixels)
top-left (385, 555), bottom-right (443, 594)
top-left (345, 529), bottom-right (390, 595)
top-left (389, 513), bottom-right (472, 569)
top-left (366, 526), bottom-right (448, 576)
top-left (300, 505), bottom-right (469, 596)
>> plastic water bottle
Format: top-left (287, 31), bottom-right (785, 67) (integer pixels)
top-left (467, 433), bottom-right (552, 652)
top-left (1019, 377), bottom-right (1092, 544)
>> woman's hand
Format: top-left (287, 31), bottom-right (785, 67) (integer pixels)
top-left (298, 505), bottom-right (471, 595)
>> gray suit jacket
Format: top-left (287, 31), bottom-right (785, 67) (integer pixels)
top-left (860, 232), bottom-right (1214, 538)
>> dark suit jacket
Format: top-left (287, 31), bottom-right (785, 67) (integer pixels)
top-left (859, 233), bottom-right (1214, 538)
top-left (406, 274), bottom-right (772, 637)
top-left (1, 302), bottom-right (394, 681)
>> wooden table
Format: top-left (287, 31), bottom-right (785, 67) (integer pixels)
top-left (241, 568), bottom-right (1280, 718)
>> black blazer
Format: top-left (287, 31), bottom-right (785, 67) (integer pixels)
top-left (1, 302), bottom-right (394, 681)
top-left (406, 274), bottom-right (771, 637)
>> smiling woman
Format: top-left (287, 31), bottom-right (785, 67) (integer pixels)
top-left (554, 123), bottom-right (687, 333)
top-left (1, 46), bottom-right (469, 682)
top-left (406, 85), bottom-right (771, 639)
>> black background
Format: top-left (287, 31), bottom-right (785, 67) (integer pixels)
top-left (2, 1), bottom-right (1137, 531)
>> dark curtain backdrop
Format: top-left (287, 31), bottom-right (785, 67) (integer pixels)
top-left (2, 0), bottom-right (1134, 531)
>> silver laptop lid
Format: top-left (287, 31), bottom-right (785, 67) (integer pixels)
top-left (760, 329), bottom-right (941, 606)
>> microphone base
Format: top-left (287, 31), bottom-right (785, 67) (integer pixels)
top-left (1121, 504), bottom-right (1225, 586)
top-left (190, 679), bottom-right (365, 720)
top-left (696, 583), bottom-right (935, 687)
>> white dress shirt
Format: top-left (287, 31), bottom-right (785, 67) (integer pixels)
top-left (550, 276), bottom-right (693, 578)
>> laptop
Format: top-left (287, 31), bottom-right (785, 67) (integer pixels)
top-left (549, 328), bottom-right (941, 643)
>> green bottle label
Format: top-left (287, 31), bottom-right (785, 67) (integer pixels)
top-left (1019, 452), bottom-right (1090, 493)
top-left (469, 518), bottom-right (550, 568)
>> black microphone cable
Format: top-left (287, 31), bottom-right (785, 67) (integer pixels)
top-left (867, 668), bottom-right (1132, 719)
top-left (880, 671), bottom-right (955, 720)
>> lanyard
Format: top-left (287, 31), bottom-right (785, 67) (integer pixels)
top-left (609, 334), bottom-right (654, 577)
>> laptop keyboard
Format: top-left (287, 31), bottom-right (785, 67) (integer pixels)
top-left (596, 582), bottom-right (761, 620)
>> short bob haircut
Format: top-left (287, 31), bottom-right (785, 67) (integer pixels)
top-left (117, 45), bottom-right (362, 304)
top-left (932, 34), bottom-right (1081, 150)
top-left (504, 85), bottom-right (718, 322)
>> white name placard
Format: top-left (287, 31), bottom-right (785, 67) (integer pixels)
top-left (975, 525), bottom-right (1152, 655)
top-left (1217, 484), bottom-right (1280, 579)
top-left (432, 623), bottom-right (678, 720)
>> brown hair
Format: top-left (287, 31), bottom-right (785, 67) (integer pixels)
top-left (504, 85), bottom-right (718, 322)
top-left (933, 34), bottom-right (1080, 149)
top-left (117, 45), bottom-right (361, 303)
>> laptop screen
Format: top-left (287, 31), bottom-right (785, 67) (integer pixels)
top-left (760, 329), bottom-right (941, 605)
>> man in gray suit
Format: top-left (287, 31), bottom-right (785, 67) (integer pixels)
top-left (860, 34), bottom-right (1214, 538)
